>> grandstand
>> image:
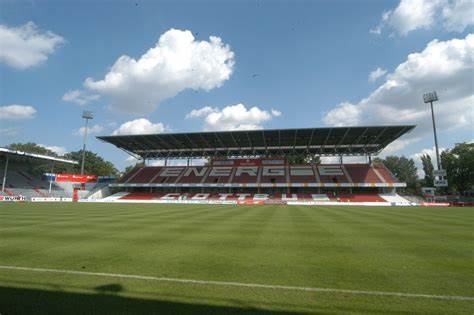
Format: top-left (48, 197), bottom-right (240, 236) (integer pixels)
top-left (0, 148), bottom-right (78, 199)
top-left (97, 125), bottom-right (416, 205)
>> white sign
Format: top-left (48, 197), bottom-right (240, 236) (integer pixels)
top-left (434, 179), bottom-right (448, 187)
top-left (433, 169), bottom-right (447, 177)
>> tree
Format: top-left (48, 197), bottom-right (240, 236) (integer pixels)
top-left (375, 155), bottom-right (418, 191)
top-left (441, 142), bottom-right (474, 193)
top-left (6, 143), bottom-right (119, 177)
top-left (421, 154), bottom-right (434, 187)
top-left (64, 150), bottom-right (119, 177)
top-left (7, 143), bottom-right (66, 176)
top-left (8, 142), bottom-right (59, 157)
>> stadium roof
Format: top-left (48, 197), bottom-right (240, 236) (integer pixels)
top-left (97, 125), bottom-right (415, 159)
top-left (0, 148), bottom-right (78, 165)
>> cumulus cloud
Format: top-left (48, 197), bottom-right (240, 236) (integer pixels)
top-left (372, 0), bottom-right (474, 36)
top-left (112, 118), bottom-right (166, 135)
top-left (368, 67), bottom-right (387, 82)
top-left (62, 90), bottom-right (100, 106)
top-left (324, 34), bottom-right (474, 151)
top-left (83, 29), bottom-right (234, 114)
top-left (39, 144), bottom-right (68, 156)
top-left (0, 104), bottom-right (37, 120)
top-left (0, 22), bottom-right (64, 69)
top-left (186, 103), bottom-right (281, 131)
top-left (442, 0), bottom-right (474, 32)
top-left (74, 124), bottom-right (104, 136)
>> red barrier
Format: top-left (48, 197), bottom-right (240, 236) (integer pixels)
top-left (421, 202), bottom-right (450, 207)
top-left (237, 200), bottom-right (265, 205)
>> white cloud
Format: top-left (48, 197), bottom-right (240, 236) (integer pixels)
top-left (0, 22), bottom-right (64, 69)
top-left (38, 144), bottom-right (68, 156)
top-left (372, 0), bottom-right (474, 36)
top-left (112, 118), bottom-right (166, 135)
top-left (324, 34), bottom-right (474, 152)
top-left (368, 67), bottom-right (387, 82)
top-left (186, 106), bottom-right (217, 119)
top-left (62, 90), bottom-right (100, 106)
top-left (84, 29), bottom-right (234, 114)
top-left (0, 104), bottom-right (37, 120)
top-left (271, 108), bottom-right (282, 117)
top-left (323, 102), bottom-right (361, 127)
top-left (442, 0), bottom-right (474, 32)
top-left (186, 103), bottom-right (281, 131)
top-left (74, 124), bottom-right (104, 136)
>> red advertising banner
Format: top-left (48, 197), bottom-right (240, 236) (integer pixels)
top-left (56, 174), bottom-right (97, 183)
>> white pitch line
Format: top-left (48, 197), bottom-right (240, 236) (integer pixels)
top-left (0, 265), bottom-right (472, 302)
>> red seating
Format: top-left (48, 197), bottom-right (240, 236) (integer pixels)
top-left (315, 165), bottom-right (349, 184)
top-left (151, 167), bottom-right (184, 184)
top-left (118, 166), bottom-right (143, 183)
top-left (203, 167), bottom-right (234, 184)
top-left (260, 166), bottom-right (287, 184)
top-left (337, 194), bottom-right (385, 202)
top-left (289, 166), bottom-right (317, 184)
top-left (118, 163), bottom-right (400, 186)
top-left (129, 167), bottom-right (161, 183)
top-left (232, 166), bottom-right (259, 184)
top-left (373, 164), bottom-right (398, 183)
top-left (344, 164), bottom-right (381, 183)
top-left (121, 192), bottom-right (162, 200)
top-left (177, 167), bottom-right (210, 184)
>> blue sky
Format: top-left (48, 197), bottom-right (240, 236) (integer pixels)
top-left (1, 0), bottom-right (472, 171)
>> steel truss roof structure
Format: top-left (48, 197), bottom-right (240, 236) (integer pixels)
top-left (97, 125), bottom-right (415, 159)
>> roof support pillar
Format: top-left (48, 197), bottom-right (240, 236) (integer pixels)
top-left (2, 155), bottom-right (9, 193)
top-left (48, 161), bottom-right (55, 195)
top-left (339, 155), bottom-right (343, 164)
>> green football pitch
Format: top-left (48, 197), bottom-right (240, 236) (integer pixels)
top-left (0, 202), bottom-right (472, 314)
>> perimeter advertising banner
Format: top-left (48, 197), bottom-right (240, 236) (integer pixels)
top-left (56, 174), bottom-right (97, 183)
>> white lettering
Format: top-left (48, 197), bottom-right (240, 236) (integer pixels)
top-left (183, 167), bottom-right (208, 177)
top-left (191, 193), bottom-right (210, 200)
top-left (160, 168), bottom-right (184, 177)
top-left (235, 167), bottom-right (258, 176)
top-left (209, 167), bottom-right (232, 177)
top-left (262, 166), bottom-right (285, 176)
top-left (235, 193), bottom-right (250, 200)
top-left (161, 193), bottom-right (181, 200)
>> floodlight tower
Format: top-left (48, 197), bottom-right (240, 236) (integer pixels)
top-left (80, 110), bottom-right (93, 175)
top-left (423, 92), bottom-right (441, 171)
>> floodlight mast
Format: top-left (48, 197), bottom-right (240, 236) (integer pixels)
top-left (423, 92), bottom-right (441, 171)
top-left (80, 110), bottom-right (94, 175)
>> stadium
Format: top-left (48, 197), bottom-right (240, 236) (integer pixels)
top-left (1, 1), bottom-right (473, 314)
top-left (1, 123), bottom-right (473, 314)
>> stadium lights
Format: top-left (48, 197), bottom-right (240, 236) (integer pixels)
top-left (422, 92), bottom-right (441, 170)
top-left (80, 110), bottom-right (94, 175)
top-left (423, 91), bottom-right (447, 188)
